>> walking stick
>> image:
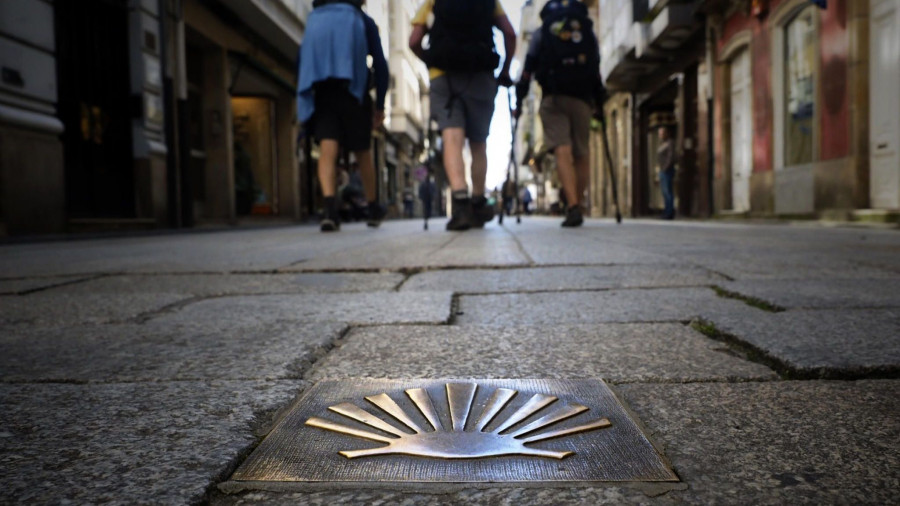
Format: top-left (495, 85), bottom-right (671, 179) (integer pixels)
top-left (508, 88), bottom-right (521, 224)
top-left (599, 113), bottom-right (623, 224)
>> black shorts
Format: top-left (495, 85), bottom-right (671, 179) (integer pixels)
top-left (312, 80), bottom-right (373, 152)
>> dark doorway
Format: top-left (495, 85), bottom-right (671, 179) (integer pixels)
top-left (56, 0), bottom-right (135, 218)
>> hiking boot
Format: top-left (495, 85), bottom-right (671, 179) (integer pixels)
top-left (471, 196), bottom-right (495, 228)
top-left (561, 205), bottom-right (583, 228)
top-left (320, 197), bottom-right (341, 232)
top-left (366, 202), bottom-right (385, 228)
top-left (446, 197), bottom-right (474, 231)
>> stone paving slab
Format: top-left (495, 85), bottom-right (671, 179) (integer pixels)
top-left (0, 292), bottom-right (190, 327)
top-left (710, 309), bottom-right (900, 375)
top-left (455, 287), bottom-right (750, 325)
top-left (0, 322), bottom-right (347, 383)
top-left (51, 272), bottom-right (404, 296)
top-left (0, 275), bottom-right (94, 295)
top-left (295, 228), bottom-right (529, 271)
top-left (0, 225), bottom-right (411, 277)
top-left (721, 278), bottom-right (900, 309)
top-left (614, 381), bottom-right (900, 504)
top-left (0, 380), bottom-right (306, 506)
top-left (401, 265), bottom-right (726, 293)
top-left (681, 254), bottom-right (896, 281)
top-left (503, 221), bottom-right (676, 265)
top-left (211, 380), bottom-right (900, 505)
top-left (150, 292), bottom-right (454, 326)
top-left (307, 324), bottom-right (776, 383)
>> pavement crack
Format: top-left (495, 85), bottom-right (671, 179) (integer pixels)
top-left (710, 285), bottom-right (786, 312)
top-left (689, 318), bottom-right (900, 380)
top-left (283, 325), bottom-right (353, 380)
top-left (11, 274), bottom-right (110, 295)
top-left (127, 295), bottom-right (211, 323)
top-left (392, 268), bottom-right (422, 291)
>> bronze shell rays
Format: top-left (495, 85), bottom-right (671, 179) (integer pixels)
top-left (305, 382), bottom-right (612, 460)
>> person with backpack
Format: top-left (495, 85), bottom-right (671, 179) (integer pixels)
top-left (409, 0), bottom-right (517, 231)
top-left (515, 0), bottom-right (603, 228)
top-left (297, 0), bottom-right (388, 232)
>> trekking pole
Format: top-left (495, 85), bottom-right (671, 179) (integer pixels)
top-left (507, 87), bottom-right (521, 224)
top-left (424, 120), bottom-right (434, 231)
top-left (599, 113), bottom-right (623, 224)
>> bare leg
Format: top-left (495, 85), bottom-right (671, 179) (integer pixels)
top-left (354, 149), bottom-right (377, 202)
top-left (470, 140), bottom-right (487, 197)
top-left (555, 144), bottom-right (578, 207)
top-left (442, 127), bottom-right (468, 193)
top-left (318, 139), bottom-right (340, 197)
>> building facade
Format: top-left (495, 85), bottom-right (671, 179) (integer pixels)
top-left (0, 0), bottom-right (310, 236)
top-left (708, 0), bottom-right (872, 218)
top-left (368, 0), bottom-right (432, 218)
top-left (598, 0), bottom-right (710, 219)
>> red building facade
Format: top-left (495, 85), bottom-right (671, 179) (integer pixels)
top-left (710, 0), bottom-right (869, 216)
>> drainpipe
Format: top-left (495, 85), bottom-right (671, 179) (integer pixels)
top-left (705, 17), bottom-right (716, 216)
top-left (159, 0), bottom-right (180, 227)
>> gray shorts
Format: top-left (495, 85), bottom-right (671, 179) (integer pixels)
top-left (430, 71), bottom-right (498, 143)
top-left (539, 94), bottom-right (593, 159)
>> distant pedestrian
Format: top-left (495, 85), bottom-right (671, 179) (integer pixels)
top-left (502, 178), bottom-right (516, 216)
top-left (409, 0), bottom-right (517, 231)
top-left (515, 0), bottom-right (603, 228)
top-left (521, 186), bottom-right (533, 215)
top-left (419, 174), bottom-right (436, 221)
top-left (657, 126), bottom-right (676, 220)
top-left (297, 0), bottom-right (388, 232)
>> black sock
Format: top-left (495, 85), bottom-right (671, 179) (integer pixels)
top-left (323, 197), bottom-right (336, 214)
top-left (472, 195), bottom-right (487, 206)
top-left (451, 190), bottom-right (469, 201)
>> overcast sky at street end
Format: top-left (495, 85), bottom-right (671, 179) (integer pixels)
top-left (485, 0), bottom-right (527, 192)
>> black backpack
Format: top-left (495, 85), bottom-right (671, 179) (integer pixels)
top-left (312, 0), bottom-right (363, 7)
top-left (536, 0), bottom-right (599, 97)
top-left (426, 0), bottom-right (500, 72)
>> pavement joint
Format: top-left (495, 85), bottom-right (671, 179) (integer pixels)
top-left (126, 294), bottom-right (215, 324)
top-left (690, 318), bottom-right (900, 380)
top-left (284, 325), bottom-right (354, 380)
top-left (447, 294), bottom-right (462, 325)
top-left (1, 274), bottom-right (108, 295)
top-left (500, 223), bottom-right (537, 266)
top-left (452, 284), bottom-right (723, 297)
top-left (710, 285), bottom-right (786, 312)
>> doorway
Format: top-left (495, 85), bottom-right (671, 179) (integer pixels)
top-left (870, 0), bottom-right (900, 209)
top-left (231, 97), bottom-right (278, 215)
top-left (729, 48), bottom-right (752, 212)
top-left (56, 0), bottom-right (134, 218)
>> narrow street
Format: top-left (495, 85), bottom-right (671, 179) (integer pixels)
top-left (1, 217), bottom-right (898, 504)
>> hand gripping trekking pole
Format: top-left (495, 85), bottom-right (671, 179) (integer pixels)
top-left (599, 113), bottom-right (623, 224)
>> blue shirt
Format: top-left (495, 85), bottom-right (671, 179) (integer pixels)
top-left (296, 4), bottom-right (388, 123)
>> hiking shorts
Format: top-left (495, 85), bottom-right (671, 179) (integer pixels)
top-left (430, 71), bottom-right (497, 143)
top-left (311, 80), bottom-right (373, 152)
top-left (539, 94), bottom-right (592, 159)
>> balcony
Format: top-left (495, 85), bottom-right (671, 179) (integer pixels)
top-left (216, 0), bottom-right (305, 60)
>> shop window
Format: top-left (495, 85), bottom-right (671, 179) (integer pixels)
top-left (784, 6), bottom-right (816, 166)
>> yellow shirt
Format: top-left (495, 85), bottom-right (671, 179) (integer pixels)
top-left (412, 0), bottom-right (506, 80)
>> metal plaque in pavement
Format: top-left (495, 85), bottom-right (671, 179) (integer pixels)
top-left (231, 378), bottom-right (677, 483)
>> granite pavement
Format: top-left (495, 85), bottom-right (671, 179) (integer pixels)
top-left (0, 217), bottom-right (898, 505)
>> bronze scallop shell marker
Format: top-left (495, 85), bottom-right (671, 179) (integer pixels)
top-left (305, 382), bottom-right (612, 459)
